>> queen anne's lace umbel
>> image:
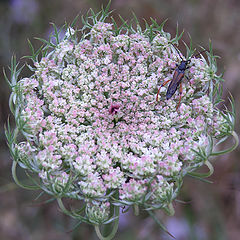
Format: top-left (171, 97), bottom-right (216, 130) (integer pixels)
top-left (7, 9), bottom-right (237, 239)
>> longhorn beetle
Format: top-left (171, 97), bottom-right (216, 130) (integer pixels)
top-left (156, 45), bottom-right (207, 110)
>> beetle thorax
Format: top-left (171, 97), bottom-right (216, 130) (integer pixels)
top-left (178, 60), bottom-right (189, 71)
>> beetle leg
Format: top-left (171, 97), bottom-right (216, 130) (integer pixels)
top-left (156, 79), bottom-right (171, 101)
top-left (176, 82), bottom-right (183, 110)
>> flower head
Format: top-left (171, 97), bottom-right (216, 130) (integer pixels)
top-left (6, 8), bottom-right (238, 240)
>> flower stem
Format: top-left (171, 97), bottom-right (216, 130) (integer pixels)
top-left (133, 204), bottom-right (139, 216)
top-left (188, 160), bottom-right (214, 178)
top-left (166, 203), bottom-right (175, 216)
top-left (94, 190), bottom-right (120, 240)
top-left (94, 204), bottom-right (120, 240)
top-left (211, 131), bottom-right (239, 156)
top-left (12, 161), bottom-right (39, 190)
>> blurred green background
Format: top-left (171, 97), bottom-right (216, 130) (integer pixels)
top-left (0, 0), bottom-right (239, 239)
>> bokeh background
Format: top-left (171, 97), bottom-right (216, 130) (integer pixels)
top-left (0, 0), bottom-right (239, 239)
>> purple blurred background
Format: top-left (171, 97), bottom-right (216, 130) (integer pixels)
top-left (0, 0), bottom-right (239, 239)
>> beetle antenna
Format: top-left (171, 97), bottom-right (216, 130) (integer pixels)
top-left (192, 49), bottom-right (208, 58)
top-left (170, 43), bottom-right (184, 61)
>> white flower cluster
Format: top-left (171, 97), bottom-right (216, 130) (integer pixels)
top-left (86, 201), bottom-right (110, 224)
top-left (10, 18), bottom-right (235, 227)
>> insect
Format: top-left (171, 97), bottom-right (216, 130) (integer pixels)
top-left (156, 45), bottom-right (207, 110)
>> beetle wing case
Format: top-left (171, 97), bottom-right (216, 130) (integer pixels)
top-left (166, 71), bottom-right (184, 99)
